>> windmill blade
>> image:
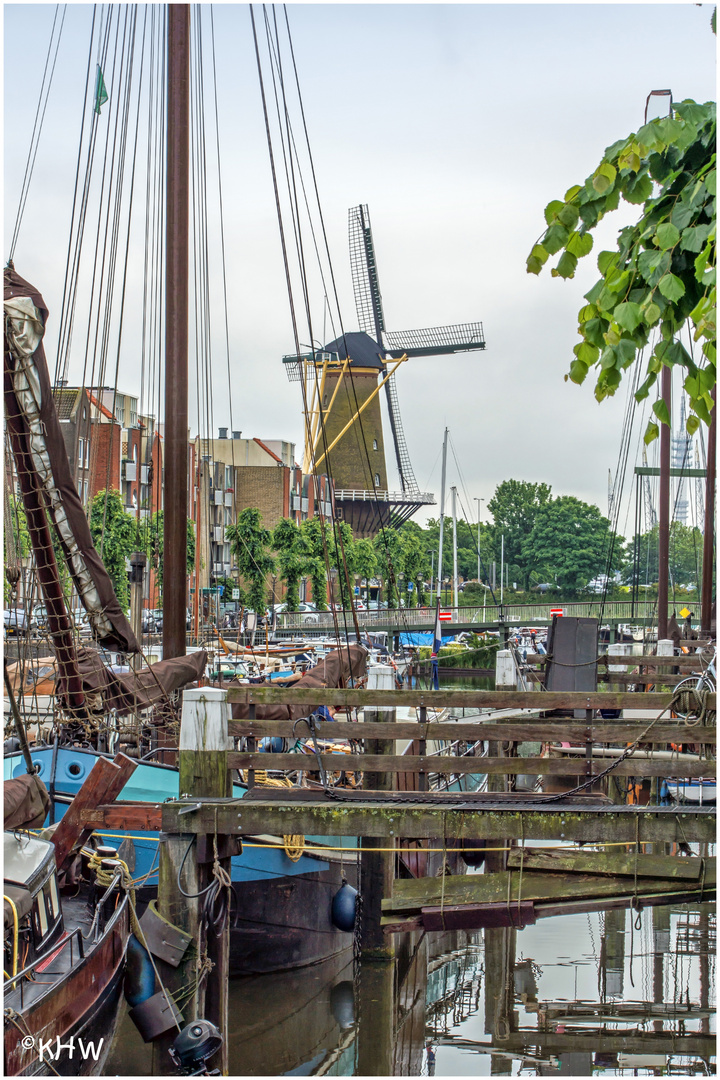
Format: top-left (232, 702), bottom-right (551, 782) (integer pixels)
top-left (348, 204), bottom-right (385, 342)
top-left (383, 322), bottom-right (486, 358)
top-left (383, 373), bottom-right (419, 495)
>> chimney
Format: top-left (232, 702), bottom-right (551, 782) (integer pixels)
top-left (218, 427), bottom-right (228, 439)
top-left (232, 430), bottom-right (241, 440)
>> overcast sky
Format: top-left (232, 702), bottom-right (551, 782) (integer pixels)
top-left (4, 3), bottom-right (716, 534)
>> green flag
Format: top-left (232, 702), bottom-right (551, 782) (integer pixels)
top-left (94, 65), bottom-right (108, 115)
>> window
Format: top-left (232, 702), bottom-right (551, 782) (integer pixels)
top-left (225, 465), bottom-right (233, 489)
top-left (129, 400), bottom-right (137, 426)
top-left (85, 439), bottom-right (90, 468)
top-left (322, 394), bottom-right (328, 407)
top-left (116, 403), bottom-right (124, 426)
top-left (78, 437), bottom-right (84, 466)
top-left (374, 473), bottom-right (380, 487)
top-left (373, 439), bottom-right (378, 451)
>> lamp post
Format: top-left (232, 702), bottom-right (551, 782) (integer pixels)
top-left (474, 497), bottom-right (483, 584)
top-left (230, 565), bottom-right (240, 627)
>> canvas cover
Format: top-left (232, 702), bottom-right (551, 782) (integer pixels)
top-left (75, 647), bottom-right (208, 716)
top-left (4, 267), bottom-right (139, 653)
top-left (230, 643), bottom-right (368, 721)
top-left (4, 772), bottom-right (51, 831)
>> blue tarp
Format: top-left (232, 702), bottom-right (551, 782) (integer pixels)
top-left (400, 632), bottom-right (456, 647)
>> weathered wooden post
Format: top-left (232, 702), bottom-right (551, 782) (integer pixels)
top-left (360, 664), bottom-right (395, 957)
top-left (152, 687), bottom-right (231, 1074)
top-left (484, 925), bottom-right (516, 1075)
top-left (495, 649), bottom-right (516, 690)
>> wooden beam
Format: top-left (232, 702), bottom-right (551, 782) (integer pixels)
top-left (80, 802), bottom-right (163, 831)
top-left (227, 751), bottom-right (715, 778)
top-left (228, 719), bottom-right (716, 744)
top-left (50, 752), bottom-right (137, 870)
top-left (227, 686), bottom-right (709, 710)
top-left (505, 848), bottom-right (711, 880)
top-left (160, 799), bottom-right (716, 844)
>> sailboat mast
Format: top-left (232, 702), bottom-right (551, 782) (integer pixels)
top-left (657, 366), bottom-right (671, 640)
top-left (163, 4), bottom-right (190, 660)
top-left (437, 427), bottom-right (448, 601)
top-left (701, 387), bottom-right (716, 636)
top-left (451, 485), bottom-right (458, 609)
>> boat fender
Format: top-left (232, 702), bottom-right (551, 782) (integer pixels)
top-left (331, 879), bottom-right (358, 932)
top-left (329, 980), bottom-right (356, 1029)
top-left (124, 933), bottom-right (156, 1007)
top-left (460, 839), bottom-right (487, 868)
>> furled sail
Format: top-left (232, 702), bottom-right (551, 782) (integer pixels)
top-left (4, 267), bottom-right (139, 653)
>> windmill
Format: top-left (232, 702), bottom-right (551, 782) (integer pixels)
top-left (284, 204), bottom-right (486, 536)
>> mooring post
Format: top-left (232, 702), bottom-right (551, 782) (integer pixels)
top-left (360, 664), bottom-right (396, 958)
top-left (153, 687), bottom-right (231, 1074)
top-left (495, 649), bottom-right (516, 690)
top-left (355, 955), bottom-right (396, 1075)
top-left (484, 924), bottom-right (516, 1074)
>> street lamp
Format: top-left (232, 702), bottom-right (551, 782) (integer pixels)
top-left (474, 498), bottom-right (484, 584)
top-left (230, 566), bottom-right (240, 625)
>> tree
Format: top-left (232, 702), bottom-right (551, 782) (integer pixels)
top-left (354, 538), bottom-right (378, 597)
top-left (298, 518), bottom-right (329, 610)
top-left (138, 511), bottom-right (196, 598)
top-left (272, 518), bottom-right (305, 612)
top-left (226, 509), bottom-right (275, 615)
top-left (4, 494), bottom-right (30, 604)
top-left (524, 495), bottom-right (621, 595)
top-left (527, 99), bottom-right (716, 441)
top-left (373, 528), bottom-right (405, 606)
top-left (622, 521), bottom-right (703, 589)
top-left (487, 480), bottom-right (553, 589)
top-left (400, 530), bottom-right (429, 606)
top-left (89, 489), bottom-right (137, 612)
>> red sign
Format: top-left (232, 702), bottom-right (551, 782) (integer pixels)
top-left (439, 611), bottom-right (452, 622)
top-left (550, 607), bottom-right (564, 617)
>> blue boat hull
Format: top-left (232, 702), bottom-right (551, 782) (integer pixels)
top-left (5, 748), bottom-right (357, 974)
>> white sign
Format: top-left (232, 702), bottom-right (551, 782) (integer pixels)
top-left (232, 589), bottom-right (240, 600)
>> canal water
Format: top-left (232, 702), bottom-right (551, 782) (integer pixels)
top-left (106, 899), bottom-right (715, 1076)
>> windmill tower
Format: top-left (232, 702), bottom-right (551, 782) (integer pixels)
top-left (284, 205), bottom-right (486, 536)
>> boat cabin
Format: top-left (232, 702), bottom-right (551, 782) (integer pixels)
top-left (4, 831), bottom-right (64, 976)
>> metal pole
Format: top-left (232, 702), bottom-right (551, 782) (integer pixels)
top-left (500, 534), bottom-right (504, 606)
top-left (163, 4), bottom-right (190, 660)
top-left (657, 365), bottom-right (671, 640)
top-left (475, 497), bottom-right (482, 583)
top-left (701, 386), bottom-right (716, 635)
top-left (437, 427), bottom-right (448, 599)
top-left (451, 486), bottom-right (458, 609)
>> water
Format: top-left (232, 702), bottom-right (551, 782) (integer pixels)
top-left (106, 901), bottom-right (714, 1076)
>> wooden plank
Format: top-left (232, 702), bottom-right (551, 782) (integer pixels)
top-left (50, 752), bottom-right (137, 870)
top-left (421, 900), bottom-right (536, 931)
top-left (226, 687), bottom-right (701, 710)
top-left (505, 848), bottom-right (710, 881)
top-left (228, 719), bottom-right (716, 743)
top-left (228, 751), bottom-right (716, 778)
top-left (382, 866), bottom-right (716, 914)
top-left (160, 800), bottom-right (717, 844)
top-left (80, 802), bottom-right (163, 831)
top-left (526, 653), bottom-right (707, 669)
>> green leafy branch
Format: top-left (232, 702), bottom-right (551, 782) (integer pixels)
top-left (527, 99), bottom-right (716, 443)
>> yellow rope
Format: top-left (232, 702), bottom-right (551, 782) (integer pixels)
top-left (87, 851), bottom-right (141, 935)
top-left (3, 894), bottom-right (19, 977)
top-left (251, 773), bottom-right (306, 861)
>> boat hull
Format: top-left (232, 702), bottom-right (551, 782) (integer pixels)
top-left (4, 899), bottom-right (128, 1076)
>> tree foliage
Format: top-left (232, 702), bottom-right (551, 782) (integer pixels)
top-left (226, 508), bottom-right (275, 615)
top-left (528, 99), bottom-right (716, 441)
top-left (272, 517), bottom-right (305, 611)
top-left (622, 521), bottom-right (703, 588)
top-left (525, 495), bottom-right (621, 595)
top-left (89, 489), bottom-right (137, 612)
top-left (138, 510), bottom-right (196, 597)
top-left (487, 480), bottom-right (553, 589)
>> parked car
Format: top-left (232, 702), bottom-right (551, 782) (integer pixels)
top-left (367, 600), bottom-right (388, 611)
top-left (272, 602), bottom-right (318, 623)
top-left (4, 608), bottom-right (38, 638)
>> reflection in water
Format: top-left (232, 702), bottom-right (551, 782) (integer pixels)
top-left (106, 904), bottom-right (715, 1076)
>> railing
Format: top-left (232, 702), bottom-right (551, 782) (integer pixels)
top-left (226, 686), bottom-right (716, 784)
top-left (277, 600), bottom-right (660, 631)
top-left (333, 488), bottom-right (435, 504)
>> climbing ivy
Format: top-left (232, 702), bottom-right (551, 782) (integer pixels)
top-left (527, 99), bottom-right (716, 443)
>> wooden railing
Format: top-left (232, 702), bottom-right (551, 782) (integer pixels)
top-left (226, 686), bottom-right (716, 782)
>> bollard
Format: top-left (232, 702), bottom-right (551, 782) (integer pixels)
top-left (152, 688), bottom-right (230, 1074)
top-left (495, 649), bottom-right (516, 690)
top-left (360, 665), bottom-right (396, 958)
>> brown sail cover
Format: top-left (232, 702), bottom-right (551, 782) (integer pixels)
top-left (230, 644), bottom-right (368, 721)
top-left (75, 647), bottom-right (208, 716)
top-left (4, 267), bottom-right (139, 653)
top-left (4, 773), bottom-right (51, 831)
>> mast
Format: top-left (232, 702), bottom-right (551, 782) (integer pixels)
top-left (437, 427), bottom-right (448, 601)
top-left (701, 387), bottom-right (716, 636)
top-left (657, 365), bottom-right (671, 640)
top-left (163, 4), bottom-right (190, 660)
top-left (451, 485), bottom-right (458, 609)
